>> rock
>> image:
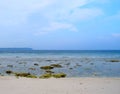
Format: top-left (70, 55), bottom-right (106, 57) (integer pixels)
top-left (53, 73), bottom-right (66, 78)
top-left (40, 66), bottom-right (54, 70)
top-left (39, 73), bottom-right (52, 79)
top-left (6, 70), bottom-right (13, 74)
top-left (14, 72), bottom-right (37, 78)
top-left (50, 64), bottom-right (62, 68)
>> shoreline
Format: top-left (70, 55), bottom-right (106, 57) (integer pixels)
top-left (0, 76), bottom-right (120, 94)
top-left (1, 75), bottom-right (120, 78)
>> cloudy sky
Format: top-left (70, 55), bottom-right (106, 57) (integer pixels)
top-left (0, 0), bottom-right (120, 50)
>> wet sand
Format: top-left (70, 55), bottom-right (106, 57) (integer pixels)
top-left (0, 76), bottom-right (120, 94)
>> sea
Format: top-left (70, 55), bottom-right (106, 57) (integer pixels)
top-left (0, 50), bottom-right (120, 77)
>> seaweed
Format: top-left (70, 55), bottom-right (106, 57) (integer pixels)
top-left (6, 70), bottom-right (13, 74)
top-left (34, 63), bottom-right (39, 66)
top-left (50, 64), bottom-right (62, 68)
top-left (109, 60), bottom-right (120, 62)
top-left (52, 73), bottom-right (66, 78)
top-left (40, 66), bottom-right (54, 70)
top-left (45, 70), bottom-right (54, 74)
top-left (39, 73), bottom-right (52, 79)
top-left (14, 72), bottom-right (37, 78)
top-left (39, 73), bottom-right (67, 79)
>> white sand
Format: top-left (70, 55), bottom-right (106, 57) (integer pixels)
top-left (0, 76), bottom-right (120, 94)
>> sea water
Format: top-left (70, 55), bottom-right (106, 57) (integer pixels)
top-left (0, 50), bottom-right (120, 77)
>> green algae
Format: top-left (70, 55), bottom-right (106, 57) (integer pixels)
top-left (109, 60), bottom-right (120, 62)
top-left (39, 73), bottom-right (52, 79)
top-left (40, 73), bottom-right (67, 79)
top-left (45, 70), bottom-right (54, 74)
top-left (52, 73), bottom-right (66, 78)
top-left (50, 64), bottom-right (62, 68)
top-left (40, 66), bottom-right (54, 70)
top-left (14, 72), bottom-right (37, 78)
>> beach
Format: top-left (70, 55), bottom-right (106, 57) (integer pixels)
top-left (1, 0), bottom-right (120, 93)
top-left (0, 50), bottom-right (120, 94)
top-left (0, 76), bottom-right (120, 94)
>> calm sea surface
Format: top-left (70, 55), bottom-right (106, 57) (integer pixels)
top-left (0, 50), bottom-right (120, 77)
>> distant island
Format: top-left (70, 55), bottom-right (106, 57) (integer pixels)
top-left (0, 48), bottom-right (33, 52)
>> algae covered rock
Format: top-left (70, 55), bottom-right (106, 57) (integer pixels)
top-left (14, 72), bottom-right (37, 78)
top-left (34, 63), bottom-right (39, 66)
top-left (39, 73), bottom-right (67, 79)
top-left (39, 73), bottom-right (52, 79)
top-left (40, 66), bottom-right (54, 70)
top-left (45, 70), bottom-right (54, 74)
top-left (53, 73), bottom-right (66, 78)
top-left (50, 64), bottom-right (62, 68)
top-left (109, 60), bottom-right (120, 62)
top-left (26, 75), bottom-right (37, 78)
top-left (6, 70), bottom-right (13, 74)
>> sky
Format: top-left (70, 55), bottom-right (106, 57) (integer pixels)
top-left (0, 0), bottom-right (120, 50)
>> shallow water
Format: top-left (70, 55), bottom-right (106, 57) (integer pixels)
top-left (0, 50), bottom-right (120, 77)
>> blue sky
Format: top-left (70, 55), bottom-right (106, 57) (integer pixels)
top-left (0, 0), bottom-right (120, 50)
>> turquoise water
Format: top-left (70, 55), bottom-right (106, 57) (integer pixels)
top-left (0, 50), bottom-right (120, 77)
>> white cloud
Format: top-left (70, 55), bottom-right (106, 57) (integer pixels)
top-left (55, 0), bottom-right (91, 10)
top-left (41, 0), bottom-right (103, 22)
top-left (68, 8), bottom-right (103, 22)
top-left (34, 0), bottom-right (103, 33)
top-left (0, 0), bottom-right (104, 33)
top-left (45, 22), bottom-right (77, 32)
top-left (35, 22), bottom-right (78, 35)
top-left (0, 0), bottom-right (55, 25)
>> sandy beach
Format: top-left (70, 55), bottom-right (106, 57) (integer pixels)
top-left (0, 76), bottom-right (120, 94)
